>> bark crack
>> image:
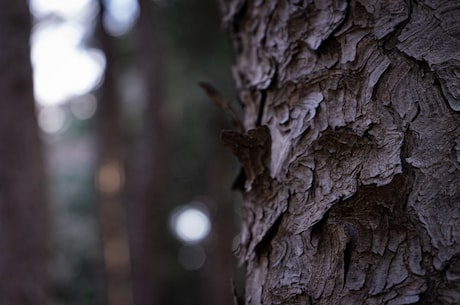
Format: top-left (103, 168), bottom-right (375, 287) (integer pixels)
top-left (254, 209), bottom-right (284, 260)
top-left (343, 239), bottom-right (353, 287)
top-left (256, 89), bottom-right (267, 126)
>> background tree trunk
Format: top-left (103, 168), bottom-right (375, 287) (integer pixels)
top-left (126, 1), bottom-right (169, 305)
top-left (0, 0), bottom-right (50, 303)
top-left (222, 0), bottom-right (460, 304)
top-left (96, 1), bottom-right (134, 304)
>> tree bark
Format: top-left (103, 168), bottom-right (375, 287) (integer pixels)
top-left (222, 0), bottom-right (460, 304)
top-left (0, 0), bottom-right (50, 303)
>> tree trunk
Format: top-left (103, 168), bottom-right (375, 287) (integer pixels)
top-left (126, 1), bottom-right (169, 305)
top-left (96, 1), bottom-right (134, 304)
top-left (204, 119), bottom-right (238, 305)
top-left (0, 0), bottom-right (50, 303)
top-left (222, 1), bottom-right (460, 304)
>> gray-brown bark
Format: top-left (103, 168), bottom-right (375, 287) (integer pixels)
top-left (0, 0), bottom-right (50, 303)
top-left (222, 0), bottom-right (460, 304)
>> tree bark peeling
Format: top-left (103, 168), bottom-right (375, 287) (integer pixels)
top-left (222, 0), bottom-right (460, 304)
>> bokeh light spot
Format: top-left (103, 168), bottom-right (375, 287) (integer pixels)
top-left (103, 0), bottom-right (139, 36)
top-left (38, 106), bottom-right (68, 134)
top-left (96, 160), bottom-right (124, 195)
top-left (171, 204), bottom-right (211, 244)
top-left (29, 0), bottom-right (94, 20)
top-left (177, 245), bottom-right (206, 271)
top-left (31, 22), bottom-right (105, 106)
top-left (70, 94), bottom-right (98, 120)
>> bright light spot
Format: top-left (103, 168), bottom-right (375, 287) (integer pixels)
top-left (38, 106), bottom-right (68, 134)
top-left (171, 204), bottom-right (211, 244)
top-left (178, 245), bottom-right (206, 271)
top-left (31, 22), bottom-right (105, 106)
top-left (103, 0), bottom-right (139, 36)
top-left (70, 94), bottom-right (97, 120)
top-left (29, 0), bottom-right (94, 20)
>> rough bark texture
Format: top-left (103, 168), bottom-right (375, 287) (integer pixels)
top-left (0, 0), bottom-right (49, 303)
top-left (222, 0), bottom-right (460, 304)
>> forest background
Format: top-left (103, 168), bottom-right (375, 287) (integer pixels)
top-left (1, 0), bottom-right (239, 304)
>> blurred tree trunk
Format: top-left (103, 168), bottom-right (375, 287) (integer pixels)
top-left (0, 0), bottom-right (50, 304)
top-left (222, 1), bottom-right (460, 304)
top-left (204, 117), bottom-right (237, 305)
top-left (96, 1), bottom-right (133, 305)
top-left (126, 1), bottom-right (169, 305)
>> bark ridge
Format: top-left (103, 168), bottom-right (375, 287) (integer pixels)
top-left (222, 0), bottom-right (460, 304)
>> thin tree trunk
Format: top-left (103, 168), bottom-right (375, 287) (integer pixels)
top-left (205, 124), bottom-right (237, 305)
top-left (222, 1), bottom-right (460, 304)
top-left (0, 0), bottom-right (49, 303)
top-left (96, 2), bottom-right (134, 304)
top-left (126, 1), bottom-right (169, 305)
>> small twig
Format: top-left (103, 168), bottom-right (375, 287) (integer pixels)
top-left (199, 81), bottom-right (244, 131)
